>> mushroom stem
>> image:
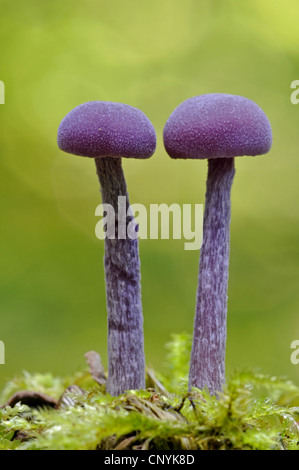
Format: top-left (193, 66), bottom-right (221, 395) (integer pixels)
top-left (95, 156), bottom-right (145, 396)
top-left (189, 157), bottom-right (235, 394)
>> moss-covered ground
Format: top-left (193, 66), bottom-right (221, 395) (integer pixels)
top-left (1, 335), bottom-right (299, 450)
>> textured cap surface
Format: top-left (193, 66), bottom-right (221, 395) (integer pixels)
top-left (163, 94), bottom-right (272, 159)
top-left (58, 101), bottom-right (156, 159)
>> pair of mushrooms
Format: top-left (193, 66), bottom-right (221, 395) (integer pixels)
top-left (58, 95), bottom-right (272, 396)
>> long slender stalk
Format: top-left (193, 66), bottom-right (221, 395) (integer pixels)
top-left (189, 157), bottom-right (235, 394)
top-left (95, 157), bottom-right (145, 396)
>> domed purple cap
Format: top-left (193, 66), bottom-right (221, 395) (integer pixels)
top-left (58, 101), bottom-right (156, 159)
top-left (164, 94), bottom-right (272, 160)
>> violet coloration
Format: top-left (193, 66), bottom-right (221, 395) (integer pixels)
top-left (164, 94), bottom-right (272, 394)
top-left (164, 94), bottom-right (272, 160)
top-left (58, 101), bottom-right (156, 159)
top-left (58, 101), bottom-right (156, 396)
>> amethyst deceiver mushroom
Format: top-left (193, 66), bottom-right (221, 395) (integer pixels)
top-left (58, 101), bottom-right (156, 396)
top-left (163, 94), bottom-right (272, 394)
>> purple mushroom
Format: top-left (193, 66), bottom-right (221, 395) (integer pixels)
top-left (163, 94), bottom-right (272, 394)
top-left (58, 101), bottom-right (156, 396)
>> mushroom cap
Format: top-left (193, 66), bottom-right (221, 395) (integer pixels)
top-left (58, 101), bottom-right (156, 159)
top-left (163, 94), bottom-right (272, 159)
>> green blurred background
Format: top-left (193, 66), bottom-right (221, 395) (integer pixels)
top-left (0, 0), bottom-right (299, 389)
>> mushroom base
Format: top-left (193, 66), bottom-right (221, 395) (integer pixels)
top-left (189, 157), bottom-right (235, 394)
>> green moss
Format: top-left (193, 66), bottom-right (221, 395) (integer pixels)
top-left (1, 335), bottom-right (299, 450)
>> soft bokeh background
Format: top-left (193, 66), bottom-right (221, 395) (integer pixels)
top-left (0, 0), bottom-right (299, 388)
